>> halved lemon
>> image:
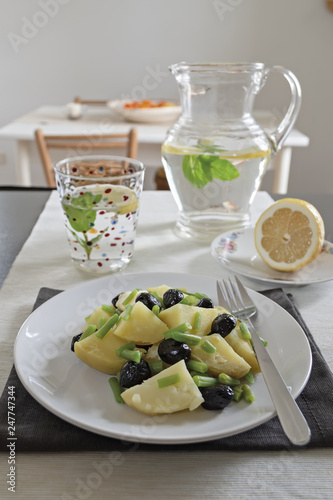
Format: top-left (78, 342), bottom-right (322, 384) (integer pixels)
top-left (254, 198), bottom-right (325, 272)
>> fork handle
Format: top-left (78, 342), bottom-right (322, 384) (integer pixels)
top-left (247, 319), bottom-right (311, 446)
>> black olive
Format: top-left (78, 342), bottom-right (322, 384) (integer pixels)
top-left (111, 292), bottom-right (124, 307)
top-left (71, 332), bottom-right (83, 352)
top-left (196, 297), bottom-right (214, 308)
top-left (200, 385), bottom-right (234, 410)
top-left (210, 313), bottom-right (237, 338)
top-left (135, 292), bottom-right (161, 311)
top-left (163, 289), bottom-right (184, 309)
top-left (158, 338), bottom-right (191, 365)
top-left (119, 360), bottom-right (151, 388)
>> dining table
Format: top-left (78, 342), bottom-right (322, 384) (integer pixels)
top-left (0, 186), bottom-right (332, 500)
top-left (0, 105), bottom-right (310, 193)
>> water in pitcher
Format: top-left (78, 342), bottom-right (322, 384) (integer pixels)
top-left (162, 144), bottom-right (271, 239)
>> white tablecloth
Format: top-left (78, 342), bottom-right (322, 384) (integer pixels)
top-left (0, 191), bottom-right (332, 499)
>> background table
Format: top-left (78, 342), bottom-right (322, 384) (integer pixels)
top-left (0, 106), bottom-right (309, 192)
top-left (0, 188), bottom-right (332, 500)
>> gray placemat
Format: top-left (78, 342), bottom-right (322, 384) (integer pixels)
top-left (1, 287), bottom-right (332, 452)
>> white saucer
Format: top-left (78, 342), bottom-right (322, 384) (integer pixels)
top-left (211, 227), bottom-right (333, 286)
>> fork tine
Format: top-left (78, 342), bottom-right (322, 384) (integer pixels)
top-left (234, 276), bottom-right (253, 308)
top-left (217, 280), bottom-right (232, 311)
top-left (228, 278), bottom-right (246, 311)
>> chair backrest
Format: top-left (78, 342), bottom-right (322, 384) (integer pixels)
top-left (74, 97), bottom-right (108, 105)
top-left (35, 129), bottom-right (138, 187)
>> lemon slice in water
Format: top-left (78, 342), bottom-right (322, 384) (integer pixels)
top-left (254, 198), bottom-right (325, 272)
top-left (87, 185), bottom-right (138, 215)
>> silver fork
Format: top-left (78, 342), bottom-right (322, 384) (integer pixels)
top-left (217, 276), bottom-right (311, 446)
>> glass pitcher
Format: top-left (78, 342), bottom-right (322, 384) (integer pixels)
top-left (162, 62), bottom-right (301, 240)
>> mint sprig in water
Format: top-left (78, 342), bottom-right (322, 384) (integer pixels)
top-left (62, 191), bottom-right (107, 259)
top-left (182, 142), bottom-right (239, 189)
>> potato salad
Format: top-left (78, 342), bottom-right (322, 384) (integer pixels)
top-left (71, 285), bottom-right (261, 415)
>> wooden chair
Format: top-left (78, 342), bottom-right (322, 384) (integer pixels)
top-left (35, 129), bottom-right (138, 187)
top-left (74, 97), bottom-right (108, 105)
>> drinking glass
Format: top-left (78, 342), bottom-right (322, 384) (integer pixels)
top-left (54, 155), bottom-right (145, 273)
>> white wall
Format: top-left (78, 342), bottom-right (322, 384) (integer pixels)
top-left (0, 0), bottom-right (332, 192)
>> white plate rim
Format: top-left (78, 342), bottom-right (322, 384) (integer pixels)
top-left (211, 227), bottom-right (333, 286)
top-left (14, 272), bottom-right (312, 445)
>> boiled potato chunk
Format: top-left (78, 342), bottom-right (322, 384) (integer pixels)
top-left (159, 303), bottom-right (219, 337)
top-left (74, 331), bottom-right (129, 375)
top-left (121, 360), bottom-right (204, 415)
top-left (191, 334), bottom-right (251, 378)
top-left (113, 301), bottom-right (169, 345)
top-left (225, 324), bottom-right (260, 374)
top-left (85, 306), bottom-right (112, 328)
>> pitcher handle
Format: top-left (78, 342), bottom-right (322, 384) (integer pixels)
top-left (265, 66), bottom-right (302, 154)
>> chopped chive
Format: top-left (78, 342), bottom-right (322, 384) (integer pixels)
top-left (241, 384), bottom-right (255, 403)
top-left (149, 360), bottom-right (164, 375)
top-left (187, 359), bottom-right (208, 373)
top-left (95, 314), bottom-right (119, 339)
top-left (122, 289), bottom-right (139, 306)
top-left (150, 291), bottom-right (164, 308)
top-left (108, 377), bottom-right (124, 404)
top-left (239, 322), bottom-right (252, 341)
top-left (152, 304), bottom-right (160, 318)
top-left (157, 373), bottom-right (181, 388)
top-left (101, 304), bottom-right (116, 314)
top-left (163, 323), bottom-right (192, 338)
top-left (120, 349), bottom-right (142, 363)
top-left (245, 370), bottom-right (254, 384)
top-left (193, 311), bottom-right (202, 331)
top-left (84, 314), bottom-right (91, 321)
top-left (99, 317), bottom-right (105, 328)
top-left (171, 332), bottom-right (201, 345)
top-left (116, 342), bottom-right (136, 357)
top-left (200, 340), bottom-right (216, 354)
top-left (193, 375), bottom-right (218, 387)
top-left (233, 386), bottom-right (243, 402)
top-left (218, 373), bottom-right (241, 386)
top-left (122, 304), bottom-right (133, 321)
top-left (79, 324), bottom-right (97, 341)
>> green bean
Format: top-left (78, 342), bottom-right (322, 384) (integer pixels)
top-left (193, 311), bottom-right (202, 330)
top-left (163, 323), bottom-right (192, 338)
top-left (245, 370), bottom-right (254, 384)
top-left (192, 375), bottom-right (218, 387)
top-left (171, 332), bottom-right (201, 345)
top-left (157, 373), bottom-right (181, 388)
top-left (108, 377), bottom-right (124, 404)
top-left (79, 324), bottom-right (97, 341)
top-left (233, 386), bottom-right (243, 402)
top-left (218, 373), bottom-right (241, 386)
top-left (200, 340), bottom-right (216, 354)
top-left (149, 360), bottom-right (164, 375)
top-left (241, 384), bottom-right (255, 403)
top-left (95, 314), bottom-right (119, 339)
top-left (116, 342), bottom-right (136, 357)
top-left (187, 360), bottom-right (208, 373)
top-left (101, 304), bottom-right (115, 314)
top-left (239, 322), bottom-right (252, 341)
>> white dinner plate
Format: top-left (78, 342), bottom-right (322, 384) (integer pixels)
top-left (211, 227), bottom-right (333, 286)
top-left (14, 272), bottom-right (312, 444)
top-left (107, 99), bottom-right (181, 123)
